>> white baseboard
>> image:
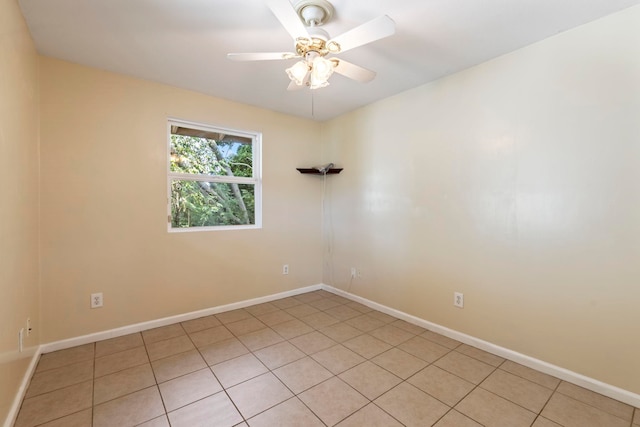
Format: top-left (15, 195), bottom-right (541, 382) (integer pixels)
top-left (3, 346), bottom-right (42, 427)
top-left (5, 284), bottom-right (321, 427)
top-left (11, 281), bottom-right (638, 427)
top-left (41, 284), bottom-right (322, 354)
top-left (322, 284), bottom-right (640, 408)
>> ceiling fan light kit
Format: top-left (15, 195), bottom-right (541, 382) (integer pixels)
top-left (227, 0), bottom-right (395, 90)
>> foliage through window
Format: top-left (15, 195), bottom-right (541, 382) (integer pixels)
top-left (168, 120), bottom-right (261, 230)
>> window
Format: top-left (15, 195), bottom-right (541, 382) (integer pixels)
top-left (168, 120), bottom-right (261, 231)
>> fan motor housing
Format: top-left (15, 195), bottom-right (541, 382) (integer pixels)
top-left (294, 0), bottom-right (334, 27)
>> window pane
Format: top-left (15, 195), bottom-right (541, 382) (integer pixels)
top-left (170, 128), bottom-right (253, 177)
top-left (170, 180), bottom-right (255, 228)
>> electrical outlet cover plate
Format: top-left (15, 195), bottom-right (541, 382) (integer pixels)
top-left (91, 292), bottom-right (103, 308)
top-left (282, 264), bottom-right (289, 275)
top-left (454, 292), bottom-right (464, 308)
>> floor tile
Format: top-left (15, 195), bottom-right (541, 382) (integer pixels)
top-left (311, 344), bottom-right (365, 374)
top-left (531, 417), bottom-right (562, 427)
top-left (369, 324), bottom-right (416, 346)
top-left (320, 323), bottom-right (363, 342)
top-left (142, 324), bottom-right (185, 344)
top-left (94, 346), bottom-right (149, 378)
top-left (181, 315), bottom-right (221, 333)
top-left (237, 327), bottom-right (284, 351)
top-left (189, 325), bottom-right (234, 348)
top-left (499, 360), bottom-right (560, 389)
top-left (336, 403), bottom-right (403, 427)
top-left (285, 303), bottom-right (321, 318)
top-left (339, 361), bottom-right (402, 400)
top-left (93, 386), bottom-right (164, 427)
top-left (227, 372), bottom-right (294, 418)
top-left (247, 397), bottom-right (324, 427)
top-left (541, 392), bottom-right (630, 427)
top-left (346, 314), bottom-right (386, 332)
top-left (36, 344), bottom-right (94, 373)
top-left (326, 295), bottom-right (352, 305)
top-left (345, 301), bottom-right (373, 313)
top-left (211, 353), bottom-right (268, 388)
top-left (556, 381), bottom-right (634, 421)
top-left (37, 409), bottom-right (92, 427)
top-left (480, 369), bottom-right (553, 413)
top-left (372, 348), bottom-right (428, 379)
top-left (94, 363), bottom-right (156, 405)
top-left (95, 333), bottom-right (143, 358)
top-left (137, 415), bottom-right (170, 427)
top-left (301, 311), bottom-right (340, 329)
top-left (226, 317), bottom-right (267, 336)
top-left (271, 319), bottom-right (314, 339)
top-left (391, 319), bottom-right (427, 335)
top-left (146, 335), bottom-right (195, 361)
top-left (255, 309), bottom-right (295, 326)
top-left (167, 392), bottom-right (243, 427)
top-left (253, 341), bottom-right (305, 370)
top-left (199, 337), bottom-right (249, 366)
top-left (215, 308), bottom-right (253, 324)
top-left (294, 292), bottom-right (325, 304)
top-left (408, 365), bottom-right (475, 406)
top-left (26, 360), bottom-right (93, 398)
top-left (456, 344), bottom-right (505, 367)
top-left (421, 330), bottom-right (461, 349)
top-left (308, 297), bottom-right (344, 311)
top-left (456, 388), bottom-right (536, 427)
top-left (15, 381), bottom-right (93, 427)
top-left (289, 331), bottom-right (337, 354)
top-left (271, 297), bottom-right (302, 309)
top-left (324, 305), bottom-right (362, 321)
top-left (343, 334), bottom-right (392, 359)
top-left (398, 335), bottom-right (450, 363)
top-left (151, 348), bottom-right (207, 383)
top-left (244, 302), bottom-right (280, 316)
top-left (375, 382), bottom-right (449, 427)
top-left (273, 356), bottom-right (334, 394)
top-left (434, 351), bottom-right (495, 385)
top-left (299, 377), bottom-right (368, 426)
top-left (433, 410), bottom-right (482, 427)
top-left (158, 368), bottom-right (222, 411)
top-left (367, 311), bottom-right (398, 324)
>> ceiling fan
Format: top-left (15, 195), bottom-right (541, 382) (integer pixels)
top-left (227, 0), bottom-right (395, 90)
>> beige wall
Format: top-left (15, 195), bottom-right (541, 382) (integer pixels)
top-left (322, 6), bottom-right (640, 394)
top-left (39, 58), bottom-right (323, 342)
top-left (0, 0), bottom-right (40, 422)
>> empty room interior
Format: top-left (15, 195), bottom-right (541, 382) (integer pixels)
top-left (2, 0), bottom-right (640, 426)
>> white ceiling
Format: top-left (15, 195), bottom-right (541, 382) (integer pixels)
top-left (18, 0), bottom-right (640, 121)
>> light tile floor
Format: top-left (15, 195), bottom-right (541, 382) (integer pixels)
top-left (14, 290), bottom-right (640, 427)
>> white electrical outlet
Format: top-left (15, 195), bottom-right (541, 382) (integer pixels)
top-left (26, 317), bottom-right (32, 336)
top-left (350, 267), bottom-right (357, 278)
top-left (282, 264), bottom-right (289, 275)
top-left (454, 292), bottom-right (464, 308)
top-left (91, 292), bottom-right (104, 308)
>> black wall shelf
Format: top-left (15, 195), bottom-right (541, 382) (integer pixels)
top-left (296, 168), bottom-right (343, 175)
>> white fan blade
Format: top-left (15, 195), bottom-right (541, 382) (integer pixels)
top-left (227, 52), bottom-right (297, 61)
top-left (333, 59), bottom-right (376, 83)
top-left (266, 0), bottom-right (309, 40)
top-left (329, 15), bottom-right (395, 53)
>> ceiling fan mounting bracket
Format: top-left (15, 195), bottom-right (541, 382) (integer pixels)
top-left (294, 0), bottom-right (334, 27)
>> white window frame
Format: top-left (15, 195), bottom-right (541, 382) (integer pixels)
top-left (167, 118), bottom-right (262, 232)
